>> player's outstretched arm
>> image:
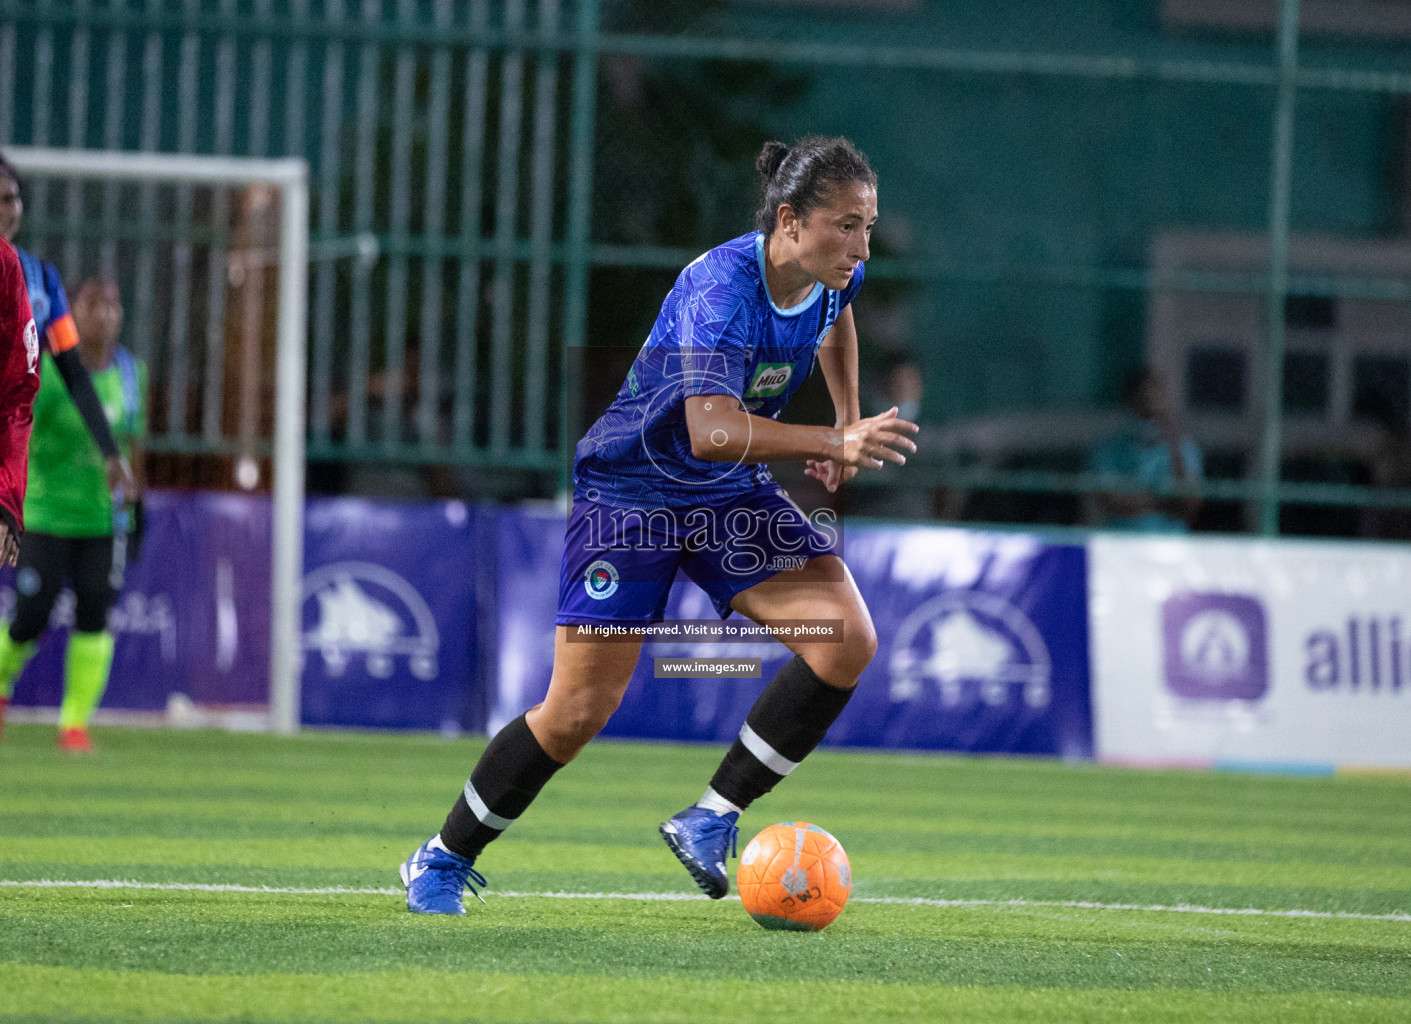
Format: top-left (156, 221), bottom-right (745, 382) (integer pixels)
top-left (685, 395), bottom-right (917, 469)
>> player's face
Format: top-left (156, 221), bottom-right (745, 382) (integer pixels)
top-left (797, 181), bottom-right (877, 291)
top-left (75, 281), bottom-right (124, 356)
top-left (0, 175), bottom-right (21, 243)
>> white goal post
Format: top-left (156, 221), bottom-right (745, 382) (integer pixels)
top-left (5, 146), bottom-right (310, 736)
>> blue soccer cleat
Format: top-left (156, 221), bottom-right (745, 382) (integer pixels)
top-left (660, 805), bottom-right (739, 899)
top-left (399, 834), bottom-right (488, 915)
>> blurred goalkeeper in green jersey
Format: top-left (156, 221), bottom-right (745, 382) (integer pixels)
top-left (0, 279), bottom-right (146, 751)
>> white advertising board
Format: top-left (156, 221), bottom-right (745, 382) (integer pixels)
top-left (1090, 535), bottom-right (1411, 769)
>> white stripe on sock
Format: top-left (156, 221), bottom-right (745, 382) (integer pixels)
top-left (738, 722), bottom-right (799, 777)
top-left (696, 786), bottom-right (743, 816)
top-left (463, 780), bottom-right (513, 831)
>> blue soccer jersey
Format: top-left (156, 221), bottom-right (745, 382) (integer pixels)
top-left (574, 231), bottom-right (864, 509)
top-left (13, 246), bottom-right (78, 357)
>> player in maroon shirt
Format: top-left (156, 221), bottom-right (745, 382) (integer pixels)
top-left (0, 153), bottom-right (135, 742)
top-left (0, 236), bottom-right (38, 569)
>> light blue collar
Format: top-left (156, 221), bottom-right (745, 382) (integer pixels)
top-left (754, 232), bottom-right (823, 317)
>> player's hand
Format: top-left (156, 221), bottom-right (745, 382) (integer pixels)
top-left (805, 458), bottom-right (858, 494)
top-left (837, 406), bottom-right (918, 471)
top-left (0, 521), bottom-right (17, 568)
top-left (105, 455), bottom-right (136, 497)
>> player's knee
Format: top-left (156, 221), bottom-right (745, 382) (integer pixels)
top-left (567, 707), bottom-right (614, 745)
top-left (843, 621), bottom-right (879, 682)
top-left (540, 693), bottom-right (620, 757)
top-left (857, 620), bottom-right (879, 668)
top-left (846, 612), bottom-right (880, 675)
top-left (810, 616), bottom-right (876, 688)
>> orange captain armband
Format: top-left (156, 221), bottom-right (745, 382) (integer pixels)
top-left (47, 313), bottom-right (79, 355)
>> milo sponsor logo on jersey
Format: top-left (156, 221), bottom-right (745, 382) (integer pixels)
top-left (746, 362), bottom-right (793, 399)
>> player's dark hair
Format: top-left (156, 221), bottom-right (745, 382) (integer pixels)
top-left (755, 136), bottom-right (876, 237)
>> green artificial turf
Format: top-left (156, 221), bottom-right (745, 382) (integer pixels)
top-left (1, 724), bottom-right (1408, 1023)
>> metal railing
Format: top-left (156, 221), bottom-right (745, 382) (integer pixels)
top-left (0, 0), bottom-right (599, 480)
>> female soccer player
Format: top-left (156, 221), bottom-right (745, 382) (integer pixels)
top-left (0, 277), bottom-right (145, 750)
top-left (401, 136), bottom-right (917, 914)
top-left (0, 154), bottom-right (136, 747)
top-left (0, 156), bottom-right (131, 496)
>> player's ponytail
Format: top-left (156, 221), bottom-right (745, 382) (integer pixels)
top-left (756, 141), bottom-right (790, 182)
top-left (754, 136), bottom-right (875, 238)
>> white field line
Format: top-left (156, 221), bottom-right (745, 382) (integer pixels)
top-left (2, 879), bottom-right (1409, 923)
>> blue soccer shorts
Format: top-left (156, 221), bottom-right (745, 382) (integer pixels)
top-left (555, 486), bottom-right (838, 625)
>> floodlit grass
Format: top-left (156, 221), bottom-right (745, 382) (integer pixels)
top-left (1, 724), bottom-right (1408, 1023)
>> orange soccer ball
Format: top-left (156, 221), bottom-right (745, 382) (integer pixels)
top-left (736, 821), bottom-right (851, 931)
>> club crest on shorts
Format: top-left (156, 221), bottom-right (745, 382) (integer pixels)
top-left (584, 559), bottom-right (619, 600)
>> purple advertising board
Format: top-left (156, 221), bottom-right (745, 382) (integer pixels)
top-left (3, 492), bottom-right (486, 732)
top-left (299, 497), bottom-right (483, 731)
top-left (2, 491), bottom-right (271, 712)
top-left (492, 513), bottom-right (1093, 757)
top-left (6, 496), bottom-right (1090, 753)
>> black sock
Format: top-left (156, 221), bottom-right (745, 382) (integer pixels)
top-left (439, 713), bottom-right (563, 861)
top-left (708, 655), bottom-right (854, 810)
